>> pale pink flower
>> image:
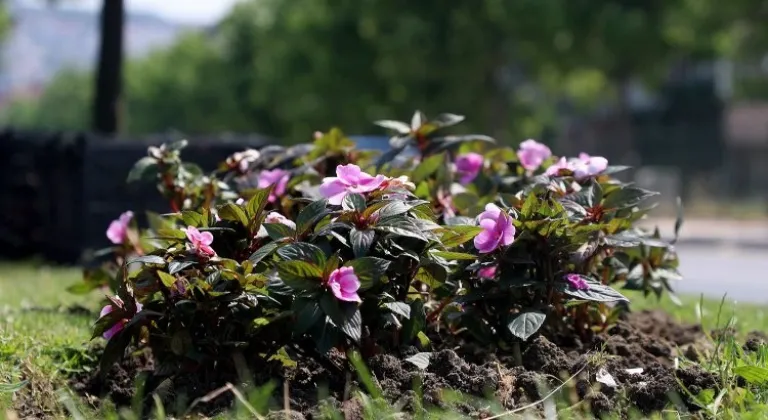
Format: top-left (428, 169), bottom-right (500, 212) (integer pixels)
top-left (99, 298), bottom-right (143, 340)
top-left (474, 203), bottom-right (515, 253)
top-left (319, 164), bottom-right (388, 205)
top-left (564, 273), bottom-right (590, 290)
top-left (106, 211), bottom-right (134, 244)
top-left (257, 169), bottom-right (290, 202)
top-left (184, 226), bottom-right (215, 258)
top-left (572, 153), bottom-right (608, 180)
top-left (264, 211), bottom-right (297, 230)
top-left (478, 265), bottom-right (497, 279)
top-left (545, 157), bottom-right (573, 177)
top-left (517, 140), bottom-right (552, 171)
top-left (327, 266), bottom-right (361, 302)
top-left (454, 153), bottom-right (484, 185)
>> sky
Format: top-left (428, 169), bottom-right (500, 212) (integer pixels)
top-left (73, 0), bottom-right (241, 24)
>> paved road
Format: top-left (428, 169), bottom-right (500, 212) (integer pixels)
top-left (673, 244), bottom-right (768, 304)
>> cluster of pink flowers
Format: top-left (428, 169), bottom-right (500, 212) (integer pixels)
top-left (184, 226), bottom-right (215, 258)
top-left (546, 152), bottom-right (608, 179)
top-left (327, 266), bottom-right (361, 302)
top-left (454, 153), bottom-right (484, 185)
top-left (474, 203), bottom-right (516, 253)
top-left (564, 273), bottom-right (590, 290)
top-left (517, 140), bottom-right (552, 172)
top-left (99, 297), bottom-right (143, 340)
top-left (106, 211), bottom-right (134, 245)
top-left (319, 164), bottom-right (413, 205)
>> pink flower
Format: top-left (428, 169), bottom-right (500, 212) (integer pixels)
top-left (517, 140), bottom-right (552, 171)
top-left (564, 273), bottom-right (590, 290)
top-left (327, 266), bottom-right (361, 302)
top-left (106, 211), bottom-right (134, 244)
top-left (257, 169), bottom-right (290, 202)
top-left (545, 157), bottom-right (573, 177)
top-left (184, 226), bottom-right (215, 258)
top-left (99, 298), bottom-right (143, 340)
top-left (478, 265), bottom-right (497, 279)
top-left (474, 203), bottom-right (515, 253)
top-left (454, 153), bottom-right (484, 184)
top-left (319, 164), bottom-right (388, 205)
top-left (572, 153), bottom-right (608, 180)
top-left (437, 188), bottom-right (456, 218)
top-left (265, 211), bottom-right (297, 230)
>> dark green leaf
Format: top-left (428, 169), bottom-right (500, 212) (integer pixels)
top-left (126, 157), bottom-right (157, 183)
top-left (562, 280), bottom-right (629, 302)
top-left (276, 261), bottom-right (323, 291)
top-left (168, 260), bottom-right (196, 275)
top-left (405, 352), bottom-right (432, 370)
top-left (264, 223), bottom-right (296, 241)
top-left (350, 228), bottom-right (375, 258)
top-left (402, 300), bottom-right (426, 343)
top-left (375, 219), bottom-right (427, 241)
top-left (296, 200), bottom-right (329, 235)
top-left (440, 225), bottom-right (483, 248)
top-left (181, 211), bottom-right (204, 227)
top-left (375, 146), bottom-right (407, 169)
top-left (429, 250), bottom-right (477, 260)
top-left (277, 242), bottom-right (327, 266)
top-left (246, 187), bottom-right (273, 220)
top-left (249, 242), bottom-right (280, 264)
top-left (342, 193), bottom-right (367, 212)
top-left (217, 203), bottom-right (249, 227)
top-left (294, 298), bottom-right (323, 336)
top-left (345, 257), bottom-right (391, 290)
top-left (374, 201), bottom-right (412, 219)
top-left (128, 255), bottom-right (166, 265)
top-left (339, 308), bottom-right (362, 342)
top-left (521, 194), bottom-right (539, 218)
top-left (507, 311), bottom-right (546, 341)
top-left (383, 302), bottom-right (411, 319)
top-left (603, 187), bottom-right (659, 210)
top-left (99, 328), bottom-right (131, 379)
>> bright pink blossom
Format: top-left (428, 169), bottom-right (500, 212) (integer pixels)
top-left (455, 153), bottom-right (484, 185)
top-left (474, 203), bottom-right (515, 253)
top-left (106, 211), bottom-right (134, 244)
top-left (517, 140), bottom-right (552, 171)
top-left (257, 169), bottom-right (290, 202)
top-left (478, 265), bottom-right (497, 279)
top-left (184, 226), bottom-right (215, 258)
top-left (319, 164), bottom-right (388, 205)
top-left (572, 153), bottom-right (608, 179)
top-left (99, 298), bottom-right (143, 340)
top-left (264, 211), bottom-right (296, 230)
top-left (327, 266), bottom-right (361, 302)
top-left (565, 273), bottom-right (590, 290)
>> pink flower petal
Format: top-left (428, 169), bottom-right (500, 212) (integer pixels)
top-left (199, 231), bottom-right (214, 246)
top-left (336, 164), bottom-right (363, 184)
top-left (319, 179), bottom-right (349, 205)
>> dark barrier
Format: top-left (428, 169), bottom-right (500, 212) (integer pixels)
top-left (0, 131), bottom-right (273, 264)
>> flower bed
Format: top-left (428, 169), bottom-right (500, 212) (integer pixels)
top-left (71, 111), bottom-right (690, 418)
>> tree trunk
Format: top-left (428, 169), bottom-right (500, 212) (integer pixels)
top-left (92, 0), bottom-right (124, 134)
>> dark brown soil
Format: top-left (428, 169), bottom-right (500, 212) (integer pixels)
top-left (68, 309), bottom-right (725, 419)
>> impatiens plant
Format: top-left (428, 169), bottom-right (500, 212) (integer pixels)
top-left (85, 110), bottom-right (683, 393)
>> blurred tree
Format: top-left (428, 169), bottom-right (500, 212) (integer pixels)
top-left (92, 0), bottom-right (124, 134)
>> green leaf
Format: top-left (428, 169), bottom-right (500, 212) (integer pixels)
top-left (350, 228), bottom-right (375, 258)
top-left (246, 187), bottom-right (273, 220)
top-left (276, 242), bottom-right (327, 266)
top-left (157, 271), bottom-right (176, 288)
top-left (296, 200), bottom-right (329, 235)
top-left (339, 308), bottom-right (362, 342)
top-left (373, 119), bottom-right (411, 134)
top-left (128, 255), bottom-right (166, 265)
top-left (345, 257), bottom-right (391, 290)
top-left (294, 298), bottom-right (323, 336)
top-left (276, 260), bottom-right (323, 291)
top-left (323, 252), bottom-right (341, 280)
top-left (603, 187), bottom-right (659, 210)
top-left (264, 223), bottom-right (296, 241)
top-left (249, 242), bottom-right (280, 264)
top-left (168, 260), bottom-right (196, 275)
top-left (375, 219), bottom-right (427, 241)
top-left (99, 328), bottom-right (131, 379)
top-left (507, 311), bottom-right (546, 341)
top-left (126, 156), bottom-right (157, 183)
top-left (734, 366), bottom-right (768, 384)
top-left (405, 352), bottom-right (432, 370)
top-left (383, 302), bottom-right (411, 319)
top-left (429, 250), bottom-right (477, 260)
top-left (373, 201), bottom-right (412, 219)
top-left (181, 211), bottom-right (204, 227)
top-left (342, 193), bottom-right (367, 212)
top-left (440, 225), bottom-right (483, 248)
top-left (155, 227), bottom-right (187, 240)
top-left (562, 280), bottom-right (629, 302)
top-left (412, 153), bottom-right (444, 183)
top-left (520, 194), bottom-right (539, 218)
top-left (402, 300), bottom-right (426, 342)
top-left (217, 203), bottom-right (249, 227)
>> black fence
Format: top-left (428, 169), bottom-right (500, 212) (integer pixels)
top-left (0, 130), bottom-right (272, 264)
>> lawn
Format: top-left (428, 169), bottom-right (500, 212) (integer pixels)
top-left (1, 263), bottom-right (767, 419)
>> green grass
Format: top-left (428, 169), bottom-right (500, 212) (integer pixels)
top-left (1, 263), bottom-right (768, 419)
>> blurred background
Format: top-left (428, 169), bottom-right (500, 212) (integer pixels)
top-left (0, 0), bottom-right (767, 300)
